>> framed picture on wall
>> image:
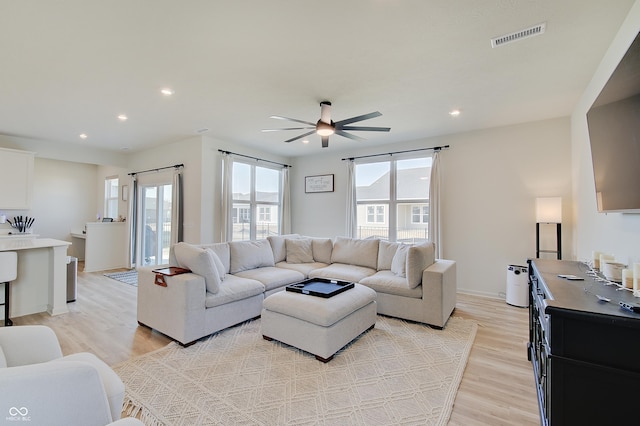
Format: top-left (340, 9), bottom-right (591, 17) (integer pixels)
top-left (305, 174), bottom-right (334, 193)
top-left (122, 185), bottom-right (128, 201)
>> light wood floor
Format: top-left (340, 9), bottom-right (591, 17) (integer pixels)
top-left (11, 264), bottom-right (540, 425)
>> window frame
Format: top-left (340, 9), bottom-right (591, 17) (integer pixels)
top-left (355, 154), bottom-right (431, 242)
top-left (230, 159), bottom-right (283, 241)
top-left (104, 176), bottom-right (119, 219)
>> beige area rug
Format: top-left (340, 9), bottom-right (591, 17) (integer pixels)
top-left (114, 316), bottom-right (477, 426)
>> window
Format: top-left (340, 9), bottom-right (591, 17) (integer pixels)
top-left (355, 156), bottom-right (431, 242)
top-left (104, 177), bottom-right (119, 219)
top-left (258, 206), bottom-right (271, 222)
top-left (411, 205), bottom-right (429, 224)
top-left (366, 205), bottom-right (385, 223)
top-left (231, 161), bottom-right (282, 241)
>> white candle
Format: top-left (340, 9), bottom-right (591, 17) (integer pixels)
top-left (634, 263), bottom-right (640, 297)
top-left (623, 268), bottom-right (633, 289)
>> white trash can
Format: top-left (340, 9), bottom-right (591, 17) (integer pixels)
top-left (506, 264), bottom-right (529, 308)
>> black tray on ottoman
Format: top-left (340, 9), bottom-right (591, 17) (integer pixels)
top-left (286, 278), bottom-right (354, 298)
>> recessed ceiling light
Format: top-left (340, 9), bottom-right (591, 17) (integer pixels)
top-left (118, 114), bottom-right (128, 121)
top-left (161, 88), bottom-right (174, 96)
top-left (302, 140), bottom-right (309, 144)
top-left (79, 133), bottom-right (88, 139)
top-left (449, 110), bottom-right (461, 117)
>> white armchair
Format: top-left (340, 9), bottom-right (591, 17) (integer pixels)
top-left (0, 325), bottom-right (142, 426)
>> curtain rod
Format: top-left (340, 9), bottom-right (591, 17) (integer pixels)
top-left (128, 163), bottom-right (184, 176)
top-left (341, 145), bottom-right (450, 161)
top-left (218, 149), bottom-right (291, 168)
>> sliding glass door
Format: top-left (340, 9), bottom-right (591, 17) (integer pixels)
top-left (140, 183), bottom-right (172, 266)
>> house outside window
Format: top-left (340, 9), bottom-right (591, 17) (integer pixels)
top-left (231, 161), bottom-right (282, 241)
top-left (411, 205), bottom-right (429, 224)
top-left (355, 156), bottom-right (431, 242)
top-left (366, 205), bottom-right (385, 223)
top-left (104, 177), bottom-right (119, 219)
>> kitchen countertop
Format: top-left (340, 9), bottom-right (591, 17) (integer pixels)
top-left (0, 237), bottom-right (71, 251)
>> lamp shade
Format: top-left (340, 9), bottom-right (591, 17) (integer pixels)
top-left (536, 197), bottom-right (562, 223)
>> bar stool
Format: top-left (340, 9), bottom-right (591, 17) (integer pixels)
top-left (0, 252), bottom-right (17, 326)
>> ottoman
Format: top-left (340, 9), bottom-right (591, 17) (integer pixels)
top-left (262, 283), bottom-right (377, 362)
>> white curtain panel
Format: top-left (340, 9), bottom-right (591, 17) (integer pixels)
top-left (428, 151), bottom-right (441, 258)
top-left (170, 167), bottom-right (184, 246)
top-left (280, 167), bottom-right (291, 235)
top-left (345, 160), bottom-right (357, 238)
top-left (221, 153), bottom-right (233, 242)
top-left (127, 175), bottom-right (138, 268)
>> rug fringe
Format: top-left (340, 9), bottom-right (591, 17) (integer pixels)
top-left (122, 396), bottom-right (164, 426)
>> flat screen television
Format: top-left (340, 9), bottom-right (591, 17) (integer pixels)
top-left (586, 31), bottom-right (640, 213)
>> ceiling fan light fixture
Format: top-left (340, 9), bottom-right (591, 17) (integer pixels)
top-left (316, 120), bottom-right (334, 136)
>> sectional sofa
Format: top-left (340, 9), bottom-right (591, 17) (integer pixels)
top-left (137, 235), bottom-right (457, 346)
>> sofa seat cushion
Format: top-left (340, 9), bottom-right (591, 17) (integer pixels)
top-left (276, 261), bottom-right (329, 278)
top-left (309, 263), bottom-right (377, 283)
top-left (234, 267), bottom-right (304, 291)
top-left (359, 271), bottom-right (423, 299)
top-left (204, 275), bottom-right (265, 308)
top-left (263, 283), bottom-right (377, 327)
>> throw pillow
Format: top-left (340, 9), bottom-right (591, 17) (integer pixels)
top-left (206, 248), bottom-right (226, 281)
top-left (391, 244), bottom-right (409, 277)
top-left (173, 242), bottom-right (221, 294)
top-left (229, 239), bottom-right (276, 273)
top-left (377, 240), bottom-right (400, 271)
top-left (267, 234), bottom-right (301, 263)
top-left (285, 238), bottom-right (314, 263)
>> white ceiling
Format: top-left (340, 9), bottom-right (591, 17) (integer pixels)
top-left (0, 1), bottom-right (635, 157)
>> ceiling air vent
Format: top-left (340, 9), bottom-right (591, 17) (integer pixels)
top-left (491, 22), bottom-right (546, 48)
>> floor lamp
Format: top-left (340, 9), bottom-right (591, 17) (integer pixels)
top-left (536, 197), bottom-right (562, 260)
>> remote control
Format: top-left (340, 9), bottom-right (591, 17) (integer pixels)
top-left (619, 301), bottom-right (640, 313)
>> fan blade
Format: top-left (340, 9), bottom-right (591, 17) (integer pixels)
top-left (340, 126), bottom-right (390, 132)
top-left (335, 130), bottom-right (366, 141)
top-left (321, 136), bottom-right (329, 148)
top-left (285, 130), bottom-right (316, 143)
top-left (334, 111), bottom-right (382, 126)
top-left (262, 127), bottom-right (315, 132)
top-left (270, 115), bottom-right (316, 126)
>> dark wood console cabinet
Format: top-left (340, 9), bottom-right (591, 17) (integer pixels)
top-left (528, 259), bottom-right (640, 425)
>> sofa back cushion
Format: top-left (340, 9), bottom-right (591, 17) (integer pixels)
top-left (285, 238), bottom-right (314, 264)
top-left (311, 238), bottom-right (333, 264)
top-left (173, 242), bottom-right (222, 294)
top-left (331, 237), bottom-right (379, 270)
top-left (199, 243), bottom-right (230, 275)
top-left (377, 240), bottom-right (400, 271)
top-left (229, 239), bottom-right (276, 273)
top-left (267, 234), bottom-right (301, 263)
top-left (406, 241), bottom-right (436, 288)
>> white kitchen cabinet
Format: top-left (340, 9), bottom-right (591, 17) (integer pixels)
top-left (0, 147), bottom-right (35, 209)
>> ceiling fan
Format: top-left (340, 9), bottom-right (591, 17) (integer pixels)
top-left (262, 101), bottom-right (390, 148)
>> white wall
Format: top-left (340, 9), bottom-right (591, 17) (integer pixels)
top-left (291, 117), bottom-right (572, 297)
top-left (572, 0), bottom-right (640, 267)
